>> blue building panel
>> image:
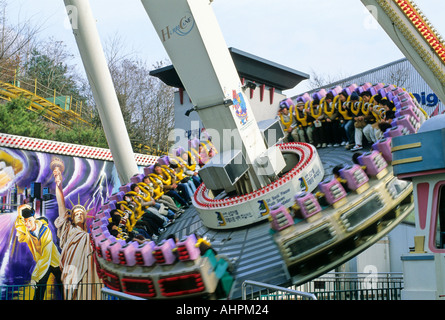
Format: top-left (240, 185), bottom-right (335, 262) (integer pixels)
top-left (392, 128), bottom-right (445, 176)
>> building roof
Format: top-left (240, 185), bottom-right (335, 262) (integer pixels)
top-left (149, 47), bottom-right (309, 91)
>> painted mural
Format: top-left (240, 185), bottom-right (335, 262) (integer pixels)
top-left (0, 146), bottom-right (121, 300)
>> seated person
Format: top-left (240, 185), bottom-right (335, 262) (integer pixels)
top-left (295, 101), bottom-right (315, 144)
top-left (198, 144), bottom-right (210, 166)
top-left (108, 212), bottom-right (153, 243)
top-left (152, 163), bottom-right (192, 208)
top-left (130, 183), bottom-right (177, 222)
top-left (337, 91), bottom-right (355, 149)
top-left (120, 196), bottom-right (168, 236)
top-left (310, 98), bottom-right (327, 148)
top-left (352, 152), bottom-right (366, 170)
top-left (169, 159), bottom-right (196, 197)
top-left (332, 164), bottom-right (350, 193)
top-left (179, 151), bottom-right (202, 188)
top-left (349, 92), bottom-right (367, 152)
top-left (376, 99), bottom-right (396, 139)
top-left (139, 176), bottom-right (184, 215)
top-left (277, 102), bottom-right (299, 142)
top-left (359, 91), bottom-right (380, 144)
top-left (322, 92), bottom-right (342, 147)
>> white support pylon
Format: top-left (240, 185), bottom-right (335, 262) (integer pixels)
top-left (63, 0), bottom-right (139, 184)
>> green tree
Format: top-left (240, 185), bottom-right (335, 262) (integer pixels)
top-left (25, 46), bottom-right (80, 99)
top-left (53, 123), bottom-right (109, 149)
top-left (0, 96), bottom-right (109, 148)
top-left (0, 96), bottom-right (49, 139)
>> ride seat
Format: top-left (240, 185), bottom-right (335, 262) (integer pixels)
top-left (96, 209), bottom-right (111, 219)
top-left (269, 204), bottom-right (295, 231)
top-left (396, 105), bottom-right (420, 123)
top-left (297, 93), bottom-right (311, 104)
top-left (98, 238), bottom-right (112, 258)
top-left (92, 231), bottom-right (106, 250)
top-left (372, 83), bottom-right (384, 91)
top-left (368, 87), bottom-right (377, 96)
top-left (312, 89), bottom-right (326, 101)
top-left (135, 241), bottom-right (156, 267)
top-left (119, 184), bottom-right (131, 193)
top-left (347, 83), bottom-right (358, 93)
top-left (384, 125), bottom-right (404, 138)
top-left (359, 83), bottom-right (372, 91)
top-left (382, 84), bottom-right (395, 93)
top-left (118, 242), bottom-right (139, 266)
top-left (109, 191), bottom-right (125, 203)
top-left (294, 193), bottom-right (322, 220)
top-left (157, 156), bottom-right (170, 166)
top-left (144, 165), bottom-right (155, 176)
top-left (330, 85), bottom-right (343, 95)
top-left (153, 239), bottom-right (177, 265)
top-left (176, 234), bottom-right (201, 261)
top-left (175, 146), bottom-right (186, 157)
top-left (318, 178), bottom-right (347, 206)
top-left (189, 138), bottom-right (200, 150)
top-left (393, 115), bottom-right (418, 134)
top-left (358, 150), bottom-right (388, 176)
top-left (131, 173), bottom-right (145, 184)
top-left (400, 97), bottom-right (415, 108)
top-left (373, 137), bottom-right (393, 162)
top-left (339, 164), bottom-right (369, 191)
top-left (101, 201), bottom-right (116, 211)
top-left (106, 241), bottom-right (126, 264)
top-left (280, 98), bottom-right (294, 109)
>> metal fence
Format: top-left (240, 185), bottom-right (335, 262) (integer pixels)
top-left (1, 273), bottom-right (403, 301)
top-left (242, 280), bottom-right (317, 300)
top-left (0, 282), bottom-right (104, 301)
top-left (290, 272), bottom-right (404, 301)
top-left (101, 287), bottom-right (146, 300)
top-left (241, 273), bottom-right (403, 301)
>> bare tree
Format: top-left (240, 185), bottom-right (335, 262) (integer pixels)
top-left (104, 36), bottom-right (175, 155)
top-left (0, 1), bottom-right (42, 76)
top-left (307, 68), bottom-right (350, 91)
top-left (380, 64), bottom-right (411, 90)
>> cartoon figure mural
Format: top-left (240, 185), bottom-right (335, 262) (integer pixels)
top-left (14, 204), bottom-right (63, 300)
top-left (0, 145), bottom-right (122, 300)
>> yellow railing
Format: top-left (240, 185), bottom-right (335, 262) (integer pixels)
top-left (0, 67), bottom-right (93, 128)
top-left (0, 68), bottom-right (168, 155)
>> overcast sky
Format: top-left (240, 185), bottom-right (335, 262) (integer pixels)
top-left (6, 0), bottom-right (445, 97)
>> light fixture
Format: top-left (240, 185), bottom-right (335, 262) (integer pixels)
top-left (242, 81), bottom-right (257, 91)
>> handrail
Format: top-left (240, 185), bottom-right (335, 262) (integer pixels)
top-left (242, 280), bottom-right (317, 300)
top-left (0, 67), bottom-right (92, 126)
top-left (101, 287), bottom-right (146, 300)
top-left (311, 272), bottom-right (404, 278)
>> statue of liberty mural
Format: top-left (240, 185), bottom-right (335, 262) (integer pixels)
top-left (51, 157), bottom-right (102, 300)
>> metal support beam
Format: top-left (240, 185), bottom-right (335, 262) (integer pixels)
top-left (361, 0), bottom-right (445, 104)
top-left (63, 0), bottom-right (138, 184)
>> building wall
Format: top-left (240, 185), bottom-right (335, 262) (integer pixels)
top-left (173, 86), bottom-right (286, 148)
top-left (296, 58), bottom-right (444, 116)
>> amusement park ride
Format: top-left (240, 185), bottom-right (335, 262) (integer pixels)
top-left (56, 0), bottom-right (445, 299)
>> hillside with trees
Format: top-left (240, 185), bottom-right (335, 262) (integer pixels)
top-left (0, 1), bottom-right (174, 156)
